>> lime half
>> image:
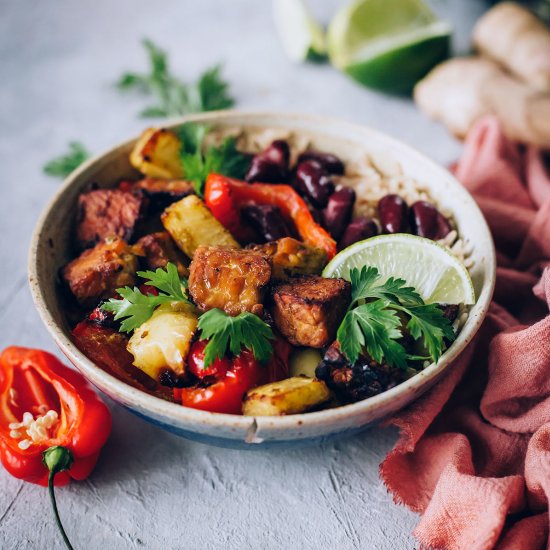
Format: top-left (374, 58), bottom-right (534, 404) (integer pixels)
top-left (273, 0), bottom-right (327, 62)
top-left (327, 0), bottom-right (451, 94)
top-left (323, 234), bottom-right (475, 305)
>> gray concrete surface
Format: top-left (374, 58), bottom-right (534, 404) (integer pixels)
top-left (0, 0), bottom-right (487, 548)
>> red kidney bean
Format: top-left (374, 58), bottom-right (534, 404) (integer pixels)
top-left (378, 194), bottom-right (409, 234)
top-left (322, 187), bottom-right (356, 241)
top-left (297, 151), bottom-right (345, 175)
top-left (294, 160), bottom-right (335, 208)
top-left (241, 204), bottom-right (289, 242)
top-left (245, 140), bottom-right (290, 183)
top-left (410, 201), bottom-right (452, 240)
top-left (338, 217), bottom-right (378, 250)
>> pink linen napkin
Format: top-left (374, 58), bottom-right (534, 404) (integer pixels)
top-left (380, 116), bottom-right (550, 550)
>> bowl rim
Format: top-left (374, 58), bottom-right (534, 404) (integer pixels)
top-left (28, 109), bottom-right (496, 432)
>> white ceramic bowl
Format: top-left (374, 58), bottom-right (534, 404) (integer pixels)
top-left (29, 111), bottom-right (495, 449)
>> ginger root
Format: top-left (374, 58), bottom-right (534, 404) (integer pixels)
top-left (414, 57), bottom-right (550, 148)
top-left (473, 2), bottom-right (550, 91)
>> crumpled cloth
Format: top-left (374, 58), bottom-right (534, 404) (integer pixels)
top-left (380, 116), bottom-right (550, 550)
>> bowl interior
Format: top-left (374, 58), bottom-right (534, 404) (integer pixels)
top-left (29, 111), bottom-right (495, 444)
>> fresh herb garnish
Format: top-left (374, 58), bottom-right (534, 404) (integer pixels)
top-left (177, 122), bottom-right (250, 196)
top-left (43, 142), bottom-right (90, 178)
top-left (116, 39), bottom-right (234, 118)
top-left (337, 266), bottom-right (456, 369)
top-left (101, 263), bottom-right (189, 332)
top-left (197, 309), bottom-right (274, 368)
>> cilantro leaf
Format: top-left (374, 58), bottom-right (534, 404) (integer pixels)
top-left (43, 142), bottom-right (90, 178)
top-left (101, 262), bottom-right (189, 333)
top-left (405, 304), bottom-right (456, 363)
top-left (337, 266), bottom-right (457, 369)
top-left (102, 287), bottom-right (173, 333)
top-left (196, 65), bottom-right (234, 111)
top-left (137, 263), bottom-right (187, 301)
top-left (349, 266), bottom-right (422, 306)
top-left (180, 126), bottom-right (250, 196)
top-left (116, 39), bottom-right (234, 118)
top-left (338, 300), bottom-right (407, 369)
top-left (198, 309), bottom-right (274, 367)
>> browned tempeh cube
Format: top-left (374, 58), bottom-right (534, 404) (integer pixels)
top-left (271, 276), bottom-right (351, 348)
top-left (62, 237), bottom-right (138, 307)
top-left (188, 246), bottom-right (272, 316)
top-left (76, 188), bottom-right (145, 250)
top-left (133, 232), bottom-right (189, 277)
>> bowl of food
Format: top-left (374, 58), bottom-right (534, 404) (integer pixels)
top-left (29, 111), bottom-right (495, 448)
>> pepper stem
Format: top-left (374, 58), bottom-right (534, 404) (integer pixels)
top-left (43, 446), bottom-right (75, 550)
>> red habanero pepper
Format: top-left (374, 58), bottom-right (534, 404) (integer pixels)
top-left (0, 347), bottom-right (111, 549)
top-left (204, 174), bottom-right (337, 259)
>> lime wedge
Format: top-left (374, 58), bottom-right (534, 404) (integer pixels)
top-left (322, 234), bottom-right (475, 305)
top-left (327, 0), bottom-right (451, 94)
top-left (273, 0), bottom-right (327, 62)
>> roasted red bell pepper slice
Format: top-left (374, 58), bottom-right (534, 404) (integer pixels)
top-left (175, 336), bottom-right (292, 415)
top-left (204, 174), bottom-right (337, 259)
top-left (0, 346), bottom-right (111, 487)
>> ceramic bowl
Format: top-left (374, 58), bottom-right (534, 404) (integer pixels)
top-left (29, 111), bottom-right (495, 449)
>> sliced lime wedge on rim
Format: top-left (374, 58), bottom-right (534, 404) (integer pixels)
top-left (323, 233), bottom-right (475, 305)
top-left (273, 0), bottom-right (327, 62)
top-left (327, 0), bottom-right (451, 93)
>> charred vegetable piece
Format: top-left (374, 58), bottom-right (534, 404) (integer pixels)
top-left (338, 217), bottom-right (378, 250)
top-left (76, 188), bottom-right (145, 250)
top-left (72, 320), bottom-right (172, 398)
top-left (161, 195), bottom-right (240, 258)
top-left (378, 194), bottom-right (409, 234)
top-left (242, 376), bottom-right (332, 416)
top-left (322, 186), bottom-right (356, 241)
top-left (297, 151), bottom-right (345, 175)
top-left (130, 128), bottom-right (183, 179)
top-left (188, 246), bottom-right (272, 316)
top-left (62, 237), bottom-right (138, 307)
top-left (204, 174), bottom-right (337, 259)
top-left (248, 237), bottom-right (327, 280)
top-left (315, 342), bottom-right (405, 404)
top-left (294, 160), bottom-right (335, 208)
top-left (133, 178), bottom-right (194, 210)
top-left (245, 140), bottom-right (290, 183)
top-left (127, 302), bottom-right (198, 382)
top-left (410, 201), bottom-right (452, 240)
top-left (175, 349), bottom-right (264, 414)
top-left (241, 204), bottom-right (290, 242)
top-left (270, 276), bottom-right (351, 348)
top-left (133, 232), bottom-right (189, 277)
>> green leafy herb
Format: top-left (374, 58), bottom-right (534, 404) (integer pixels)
top-left (43, 142), bottom-right (90, 178)
top-left (197, 309), bottom-right (274, 367)
top-left (116, 39), bottom-right (234, 118)
top-left (337, 266), bottom-right (455, 368)
top-left (179, 123), bottom-right (250, 196)
top-left (101, 263), bottom-right (189, 332)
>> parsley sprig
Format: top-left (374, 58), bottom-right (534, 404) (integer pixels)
top-left (43, 142), bottom-right (90, 178)
top-left (198, 309), bottom-right (274, 367)
top-left (178, 123), bottom-right (250, 197)
top-left (101, 263), bottom-right (189, 332)
top-left (337, 266), bottom-right (456, 369)
top-left (116, 39), bottom-right (234, 118)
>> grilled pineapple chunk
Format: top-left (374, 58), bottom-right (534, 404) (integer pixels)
top-left (161, 195), bottom-right (240, 258)
top-left (242, 377), bottom-right (332, 416)
top-left (130, 128), bottom-right (183, 179)
top-left (127, 302), bottom-right (198, 381)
